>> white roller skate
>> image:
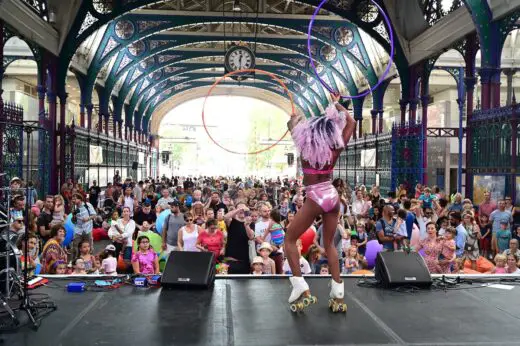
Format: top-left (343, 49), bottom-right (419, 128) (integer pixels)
top-left (288, 276), bottom-right (317, 313)
top-left (328, 279), bottom-right (347, 313)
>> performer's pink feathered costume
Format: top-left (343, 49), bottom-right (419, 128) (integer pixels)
top-left (291, 104), bottom-right (346, 213)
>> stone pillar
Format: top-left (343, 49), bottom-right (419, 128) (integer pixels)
top-left (86, 104), bottom-right (93, 131)
top-left (504, 69), bottom-right (516, 106)
top-left (370, 110), bottom-right (378, 134)
top-left (399, 99), bottom-right (408, 124)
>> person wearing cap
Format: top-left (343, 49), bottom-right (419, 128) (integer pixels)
top-left (101, 244), bottom-right (117, 275)
top-left (161, 200), bottom-right (185, 255)
top-left (10, 215), bottom-right (25, 235)
top-left (251, 256), bottom-right (264, 275)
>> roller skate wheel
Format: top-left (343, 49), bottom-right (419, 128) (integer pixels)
top-left (302, 298), bottom-right (310, 306)
top-left (310, 296), bottom-right (317, 304)
top-left (290, 304), bottom-right (298, 312)
top-left (328, 299), bottom-right (333, 308)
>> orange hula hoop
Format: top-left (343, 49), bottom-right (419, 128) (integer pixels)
top-left (201, 68), bottom-right (295, 155)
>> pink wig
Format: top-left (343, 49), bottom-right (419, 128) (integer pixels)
top-left (291, 105), bottom-right (346, 169)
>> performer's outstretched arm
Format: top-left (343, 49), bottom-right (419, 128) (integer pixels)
top-left (331, 93), bottom-right (356, 144)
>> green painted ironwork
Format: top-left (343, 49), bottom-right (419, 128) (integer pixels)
top-left (0, 103), bottom-right (24, 184)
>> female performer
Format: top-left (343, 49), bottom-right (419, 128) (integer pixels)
top-left (285, 93), bottom-right (356, 312)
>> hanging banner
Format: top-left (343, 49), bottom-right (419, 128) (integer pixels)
top-left (139, 152), bottom-right (145, 164)
top-left (89, 145), bottom-right (103, 164)
top-left (361, 149), bottom-right (376, 168)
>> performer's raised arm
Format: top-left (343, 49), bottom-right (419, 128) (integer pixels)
top-left (331, 93), bottom-right (356, 145)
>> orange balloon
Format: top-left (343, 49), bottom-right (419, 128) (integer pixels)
top-left (299, 228), bottom-right (316, 255)
top-left (201, 68), bottom-right (296, 155)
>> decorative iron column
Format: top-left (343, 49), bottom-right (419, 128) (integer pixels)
top-left (479, 67), bottom-right (494, 110)
top-left (104, 114), bottom-right (109, 135)
top-left (370, 110), bottom-right (378, 134)
top-left (79, 103), bottom-right (85, 128)
top-left (420, 95), bottom-right (429, 185)
top-left (37, 85), bottom-right (46, 119)
top-left (86, 104), bottom-right (93, 131)
top-left (504, 69), bottom-right (516, 106)
top-left (113, 116), bottom-right (118, 138)
top-left (511, 97), bottom-right (518, 203)
top-left (0, 20), bottom-right (4, 188)
top-left (399, 99), bottom-right (408, 124)
top-left (58, 92), bottom-right (67, 187)
top-left (118, 120), bottom-right (123, 140)
top-left (378, 110), bottom-right (384, 134)
top-left (97, 112), bottom-right (103, 133)
top-left (409, 98), bottom-right (418, 124)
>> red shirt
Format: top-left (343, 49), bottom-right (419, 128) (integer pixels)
top-left (197, 230), bottom-right (224, 259)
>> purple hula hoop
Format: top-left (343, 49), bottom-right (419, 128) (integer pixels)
top-left (307, 0), bottom-right (395, 99)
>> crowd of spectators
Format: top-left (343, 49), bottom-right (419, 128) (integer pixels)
top-left (6, 173), bottom-right (520, 277)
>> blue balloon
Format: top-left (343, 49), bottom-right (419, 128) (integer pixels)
top-left (63, 214), bottom-right (75, 247)
top-left (155, 209), bottom-right (171, 235)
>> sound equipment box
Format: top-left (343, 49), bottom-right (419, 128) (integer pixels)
top-left (161, 251), bottom-right (215, 289)
top-left (375, 251), bottom-right (432, 289)
top-left (131, 161), bottom-right (138, 170)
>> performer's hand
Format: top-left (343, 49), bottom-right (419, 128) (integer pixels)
top-left (331, 92), bottom-right (341, 103)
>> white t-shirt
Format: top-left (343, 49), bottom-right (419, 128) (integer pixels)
top-left (255, 219), bottom-right (270, 250)
top-left (283, 257), bottom-right (311, 274)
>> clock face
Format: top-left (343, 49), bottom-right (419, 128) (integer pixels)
top-left (225, 46), bottom-right (255, 72)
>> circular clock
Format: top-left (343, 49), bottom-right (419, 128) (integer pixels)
top-left (224, 45), bottom-right (256, 80)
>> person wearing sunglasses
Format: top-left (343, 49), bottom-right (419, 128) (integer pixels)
top-left (177, 212), bottom-right (199, 252)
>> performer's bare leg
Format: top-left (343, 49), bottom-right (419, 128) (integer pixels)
top-left (285, 201), bottom-right (321, 312)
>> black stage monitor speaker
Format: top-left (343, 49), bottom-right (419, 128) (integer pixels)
top-left (161, 251), bottom-right (215, 289)
top-left (132, 161), bottom-right (138, 170)
top-left (375, 251), bottom-right (432, 289)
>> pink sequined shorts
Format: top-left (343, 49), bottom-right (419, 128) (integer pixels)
top-left (305, 181), bottom-right (339, 213)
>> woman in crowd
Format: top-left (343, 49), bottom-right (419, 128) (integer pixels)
top-left (108, 207), bottom-right (135, 263)
top-left (197, 218), bottom-right (225, 260)
top-left (41, 223), bottom-right (68, 274)
top-left (506, 254), bottom-right (520, 274)
top-left (177, 212), bottom-right (199, 252)
top-left (285, 93), bottom-right (356, 312)
top-left (415, 222), bottom-right (441, 273)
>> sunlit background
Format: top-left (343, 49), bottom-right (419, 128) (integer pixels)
top-left (158, 95), bottom-right (297, 178)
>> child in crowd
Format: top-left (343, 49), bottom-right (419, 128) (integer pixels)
top-left (307, 245), bottom-right (321, 274)
top-left (491, 254), bottom-right (507, 274)
top-left (342, 246), bottom-right (360, 274)
top-left (216, 208), bottom-right (227, 240)
top-left (258, 242), bottom-right (276, 274)
top-left (453, 258), bottom-right (465, 274)
top-left (251, 256), bottom-right (264, 275)
top-left (50, 195), bottom-right (65, 226)
top-left (73, 258), bottom-right (87, 275)
top-left (438, 227), bottom-right (456, 273)
top-left (54, 261), bottom-right (68, 274)
top-left (283, 239), bottom-right (311, 274)
top-left (320, 264), bottom-right (329, 275)
top-left (264, 209), bottom-right (285, 250)
top-left (78, 240), bottom-right (96, 273)
top-left (341, 229), bottom-right (351, 257)
top-left (393, 209), bottom-right (408, 250)
top-left (496, 221), bottom-right (512, 254)
top-left (18, 233), bottom-right (40, 276)
top-left (132, 235), bottom-right (159, 275)
top-left (101, 244), bottom-right (117, 275)
top-left (356, 222), bottom-right (368, 256)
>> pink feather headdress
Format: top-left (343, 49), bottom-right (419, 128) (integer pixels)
top-left (291, 104), bottom-right (346, 169)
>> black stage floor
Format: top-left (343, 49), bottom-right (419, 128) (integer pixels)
top-left (2, 277), bottom-right (520, 346)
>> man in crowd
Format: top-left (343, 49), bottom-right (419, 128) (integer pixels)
top-left (71, 193), bottom-right (97, 259)
top-left (37, 195), bottom-right (54, 242)
top-left (161, 200), bottom-right (185, 254)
